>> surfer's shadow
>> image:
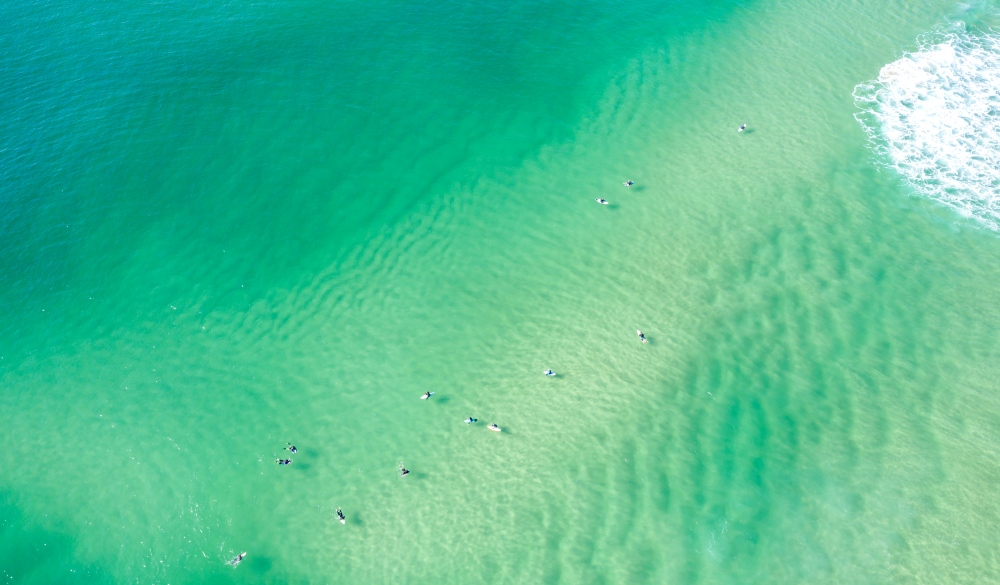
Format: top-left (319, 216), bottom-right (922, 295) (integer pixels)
top-left (248, 555), bottom-right (272, 574)
top-left (435, 395), bottom-right (450, 405)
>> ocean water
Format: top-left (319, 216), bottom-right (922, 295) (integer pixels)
top-left (855, 22), bottom-right (1000, 230)
top-left (2, 0), bottom-right (1000, 583)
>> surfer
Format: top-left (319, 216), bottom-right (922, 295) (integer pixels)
top-left (399, 463), bottom-right (410, 477)
top-left (276, 458), bottom-right (292, 465)
top-left (544, 369), bottom-right (555, 376)
top-left (465, 417), bottom-right (478, 424)
top-left (336, 507), bottom-right (346, 524)
top-left (596, 198), bottom-right (609, 205)
top-left (421, 391), bottom-right (434, 400)
top-left (488, 423), bottom-right (501, 433)
top-left (637, 330), bottom-right (647, 343)
top-left (623, 180), bottom-right (634, 188)
top-left (285, 443), bottom-right (297, 453)
top-left (738, 123), bottom-right (747, 132)
top-left (228, 552), bottom-right (246, 566)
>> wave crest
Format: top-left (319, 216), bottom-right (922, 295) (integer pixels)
top-left (854, 30), bottom-right (1000, 230)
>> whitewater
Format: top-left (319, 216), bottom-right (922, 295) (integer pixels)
top-left (855, 27), bottom-right (1000, 230)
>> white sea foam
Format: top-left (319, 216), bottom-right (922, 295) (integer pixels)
top-left (854, 29), bottom-right (1000, 230)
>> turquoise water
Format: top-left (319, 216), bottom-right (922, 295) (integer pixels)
top-left (3, 0), bottom-right (1000, 583)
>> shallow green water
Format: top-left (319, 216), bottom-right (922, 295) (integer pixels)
top-left (2, 0), bottom-right (1000, 583)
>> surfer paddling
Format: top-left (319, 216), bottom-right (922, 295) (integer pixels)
top-left (465, 417), bottom-right (478, 424)
top-left (738, 123), bottom-right (747, 132)
top-left (336, 507), bottom-right (346, 524)
top-left (421, 391), bottom-right (434, 400)
top-left (228, 552), bottom-right (246, 567)
top-left (285, 443), bottom-right (297, 453)
top-left (276, 458), bottom-right (291, 465)
top-left (623, 180), bottom-right (634, 188)
top-left (399, 463), bottom-right (410, 477)
top-left (637, 330), bottom-right (647, 343)
top-left (596, 198), bottom-right (609, 205)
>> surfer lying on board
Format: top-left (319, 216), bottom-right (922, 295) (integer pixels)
top-left (421, 391), bottom-right (434, 400)
top-left (276, 458), bottom-right (291, 465)
top-left (637, 330), bottom-right (647, 343)
top-left (228, 552), bottom-right (246, 567)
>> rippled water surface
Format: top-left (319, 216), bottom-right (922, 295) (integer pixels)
top-left (2, 0), bottom-right (999, 583)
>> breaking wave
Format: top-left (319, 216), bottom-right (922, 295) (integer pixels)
top-left (854, 29), bottom-right (1000, 230)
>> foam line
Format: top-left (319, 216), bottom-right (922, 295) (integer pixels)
top-left (855, 29), bottom-right (1000, 230)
